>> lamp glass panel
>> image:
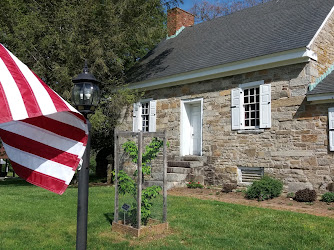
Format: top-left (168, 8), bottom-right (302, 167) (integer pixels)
top-left (72, 83), bottom-right (84, 105)
top-left (83, 83), bottom-right (93, 105)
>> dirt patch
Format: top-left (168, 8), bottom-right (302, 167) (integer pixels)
top-left (168, 187), bottom-right (334, 218)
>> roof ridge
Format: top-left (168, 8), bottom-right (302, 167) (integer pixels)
top-left (309, 63), bottom-right (334, 91)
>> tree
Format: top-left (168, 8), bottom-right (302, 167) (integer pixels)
top-left (0, 0), bottom-right (181, 177)
top-left (190, 0), bottom-right (270, 23)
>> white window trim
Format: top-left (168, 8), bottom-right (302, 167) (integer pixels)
top-left (231, 80), bottom-right (271, 130)
top-left (133, 98), bottom-right (156, 132)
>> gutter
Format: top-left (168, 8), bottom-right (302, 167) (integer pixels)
top-left (128, 47), bottom-right (316, 91)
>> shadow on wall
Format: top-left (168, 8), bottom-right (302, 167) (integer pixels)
top-left (293, 98), bottom-right (332, 154)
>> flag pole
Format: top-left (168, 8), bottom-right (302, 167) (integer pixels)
top-left (76, 117), bottom-right (91, 250)
top-left (72, 62), bottom-right (100, 250)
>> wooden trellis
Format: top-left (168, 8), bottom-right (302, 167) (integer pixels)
top-left (113, 130), bottom-right (168, 229)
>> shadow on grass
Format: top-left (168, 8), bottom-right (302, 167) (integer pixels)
top-left (104, 213), bottom-right (115, 225)
top-left (0, 177), bottom-right (32, 186)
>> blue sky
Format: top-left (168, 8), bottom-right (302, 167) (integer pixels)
top-left (179, 0), bottom-right (219, 12)
top-left (179, 0), bottom-right (196, 12)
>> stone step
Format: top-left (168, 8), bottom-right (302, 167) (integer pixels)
top-left (151, 173), bottom-right (188, 182)
top-left (189, 161), bottom-right (204, 168)
top-left (181, 155), bottom-right (206, 162)
top-left (143, 181), bottom-right (186, 190)
top-left (167, 167), bottom-right (191, 174)
top-left (168, 161), bottom-right (190, 168)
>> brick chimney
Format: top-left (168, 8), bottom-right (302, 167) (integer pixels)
top-left (167, 7), bottom-right (195, 37)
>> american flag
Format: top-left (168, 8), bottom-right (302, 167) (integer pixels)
top-left (0, 44), bottom-right (88, 194)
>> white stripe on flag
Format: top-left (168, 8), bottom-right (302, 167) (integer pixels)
top-left (0, 121), bottom-right (85, 156)
top-left (7, 49), bottom-right (57, 116)
top-left (0, 58), bottom-right (28, 120)
top-left (46, 112), bottom-right (88, 133)
top-left (4, 143), bottom-right (75, 184)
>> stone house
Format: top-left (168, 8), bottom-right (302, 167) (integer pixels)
top-left (118, 0), bottom-right (334, 193)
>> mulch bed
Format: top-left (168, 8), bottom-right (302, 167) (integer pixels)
top-left (168, 187), bottom-right (334, 218)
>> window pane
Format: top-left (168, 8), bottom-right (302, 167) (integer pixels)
top-left (243, 86), bottom-right (260, 128)
top-left (141, 102), bottom-right (150, 131)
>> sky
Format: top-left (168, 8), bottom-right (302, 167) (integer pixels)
top-left (179, 0), bottom-right (196, 12)
top-left (179, 0), bottom-right (220, 12)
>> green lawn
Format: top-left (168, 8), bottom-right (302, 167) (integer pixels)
top-left (1, 178), bottom-right (334, 249)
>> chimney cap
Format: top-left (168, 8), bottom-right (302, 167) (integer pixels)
top-left (168, 7), bottom-right (195, 17)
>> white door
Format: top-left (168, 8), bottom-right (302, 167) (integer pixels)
top-left (190, 104), bottom-right (201, 155)
top-left (181, 100), bottom-right (202, 156)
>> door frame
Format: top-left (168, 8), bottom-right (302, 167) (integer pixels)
top-left (180, 98), bottom-right (203, 156)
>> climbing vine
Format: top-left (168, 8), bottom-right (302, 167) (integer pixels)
top-left (122, 137), bottom-right (166, 176)
top-left (114, 137), bottom-right (166, 226)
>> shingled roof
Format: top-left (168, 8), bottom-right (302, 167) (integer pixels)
top-left (307, 70), bottom-right (334, 95)
top-left (127, 0), bottom-right (334, 85)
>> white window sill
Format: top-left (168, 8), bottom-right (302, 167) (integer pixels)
top-left (237, 129), bottom-right (264, 134)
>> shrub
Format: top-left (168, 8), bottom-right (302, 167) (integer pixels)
top-left (321, 192), bottom-right (334, 203)
top-left (245, 176), bottom-right (283, 201)
top-left (222, 183), bottom-right (237, 193)
top-left (187, 181), bottom-right (203, 189)
top-left (294, 188), bottom-right (317, 202)
top-left (286, 192), bottom-right (295, 199)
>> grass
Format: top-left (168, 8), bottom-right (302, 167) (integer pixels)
top-left (1, 178), bottom-right (334, 249)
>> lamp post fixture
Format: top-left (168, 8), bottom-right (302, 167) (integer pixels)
top-left (72, 62), bottom-right (100, 250)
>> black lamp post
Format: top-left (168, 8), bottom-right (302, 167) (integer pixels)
top-left (72, 62), bottom-right (100, 250)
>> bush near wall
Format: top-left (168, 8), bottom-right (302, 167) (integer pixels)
top-left (245, 176), bottom-right (283, 201)
top-left (294, 188), bottom-right (317, 202)
top-left (321, 192), bottom-right (334, 203)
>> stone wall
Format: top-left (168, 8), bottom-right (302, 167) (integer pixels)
top-left (118, 62), bottom-right (334, 193)
top-left (310, 10), bottom-right (334, 79)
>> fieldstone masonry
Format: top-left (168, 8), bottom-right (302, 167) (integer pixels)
top-left (118, 12), bottom-right (334, 193)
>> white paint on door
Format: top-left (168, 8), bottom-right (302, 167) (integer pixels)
top-left (190, 104), bottom-right (201, 155)
top-left (180, 99), bottom-right (202, 156)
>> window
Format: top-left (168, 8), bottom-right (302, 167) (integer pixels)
top-left (328, 108), bottom-right (334, 151)
top-left (141, 102), bottom-right (150, 132)
top-left (231, 80), bottom-right (271, 130)
top-left (133, 100), bottom-right (156, 132)
top-left (237, 167), bottom-right (264, 184)
top-left (244, 87), bottom-right (260, 127)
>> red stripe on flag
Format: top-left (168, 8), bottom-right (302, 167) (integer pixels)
top-left (32, 72), bottom-right (70, 113)
top-left (0, 129), bottom-right (80, 169)
top-left (23, 116), bottom-right (87, 144)
top-left (12, 161), bottom-right (68, 195)
top-left (0, 45), bottom-right (42, 117)
top-left (0, 81), bottom-right (13, 123)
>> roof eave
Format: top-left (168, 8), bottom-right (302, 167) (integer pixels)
top-left (128, 47), bottom-right (316, 91)
top-left (307, 93), bottom-right (334, 103)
